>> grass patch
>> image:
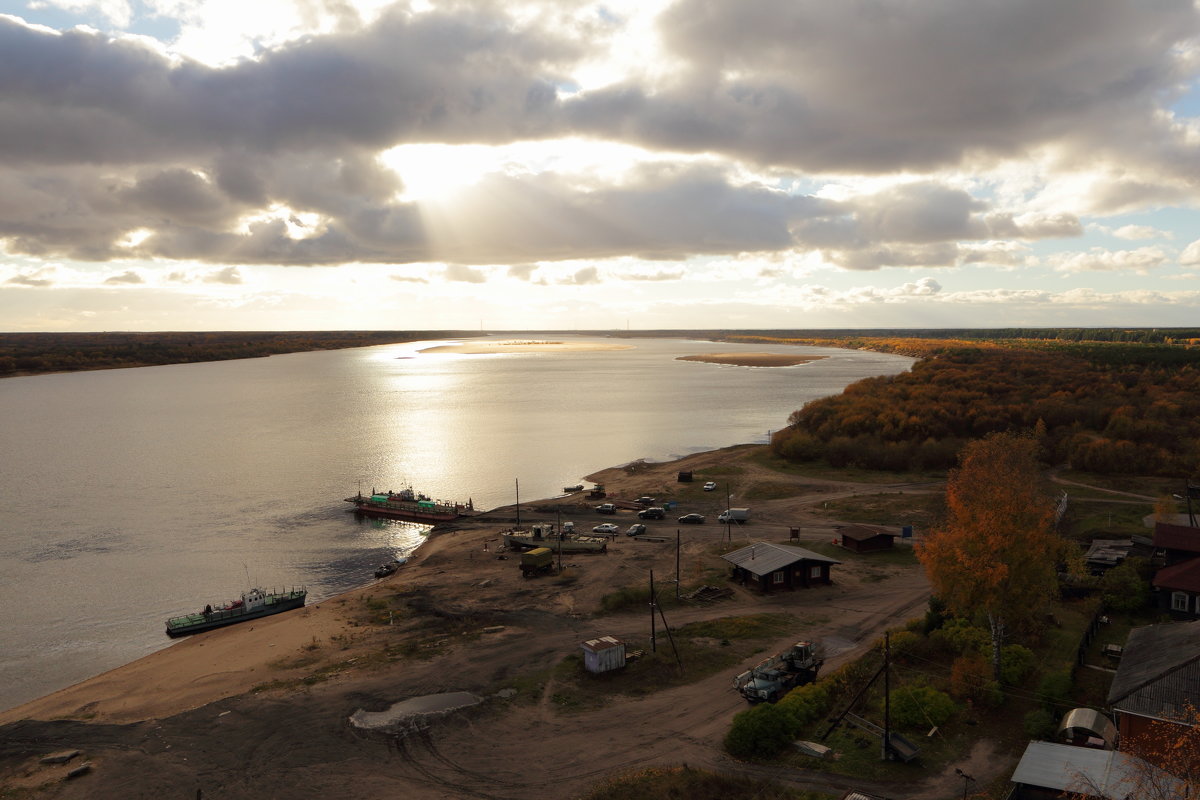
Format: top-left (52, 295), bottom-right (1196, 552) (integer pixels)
top-left (746, 448), bottom-right (945, 485)
top-left (1062, 501), bottom-right (1156, 539)
top-left (545, 614), bottom-right (808, 712)
top-left (578, 765), bottom-right (829, 800)
top-left (811, 492), bottom-right (944, 530)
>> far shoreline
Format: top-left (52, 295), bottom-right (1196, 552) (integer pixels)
top-left (677, 352), bottom-right (827, 367)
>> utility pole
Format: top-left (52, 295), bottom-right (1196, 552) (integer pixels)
top-left (649, 570), bottom-right (657, 652)
top-left (675, 529), bottom-right (681, 600)
top-left (514, 478), bottom-right (520, 530)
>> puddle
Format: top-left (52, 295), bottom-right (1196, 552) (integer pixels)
top-left (349, 691), bottom-right (482, 733)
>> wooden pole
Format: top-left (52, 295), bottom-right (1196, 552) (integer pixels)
top-left (675, 529), bottom-right (681, 600)
top-left (650, 570), bottom-right (657, 652)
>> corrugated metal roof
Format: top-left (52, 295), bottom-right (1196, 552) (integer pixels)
top-left (721, 542), bottom-right (840, 577)
top-left (1106, 619), bottom-right (1200, 714)
top-left (1153, 558), bottom-right (1200, 592)
top-left (839, 524), bottom-right (896, 542)
top-left (1011, 741), bottom-right (1183, 797)
top-left (581, 635), bottom-right (623, 652)
top-left (1153, 521), bottom-right (1200, 553)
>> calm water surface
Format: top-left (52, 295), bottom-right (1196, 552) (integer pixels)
top-left (0, 336), bottom-right (913, 711)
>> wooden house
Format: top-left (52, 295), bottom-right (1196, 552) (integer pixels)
top-left (838, 524), bottom-right (896, 554)
top-left (721, 542), bottom-right (840, 593)
top-left (1106, 619), bottom-right (1200, 768)
top-left (1153, 558), bottom-right (1200, 617)
top-left (1152, 521), bottom-right (1200, 566)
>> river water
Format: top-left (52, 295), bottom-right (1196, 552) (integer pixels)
top-left (0, 335), bottom-right (913, 711)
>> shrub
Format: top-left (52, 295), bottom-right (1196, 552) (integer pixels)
top-left (979, 680), bottom-right (1004, 709)
top-left (1100, 561), bottom-right (1150, 613)
top-left (889, 686), bottom-right (957, 729)
top-left (929, 619), bottom-right (990, 655)
top-left (1000, 644), bottom-right (1036, 686)
top-left (778, 681), bottom-right (831, 728)
top-left (1024, 708), bottom-right (1057, 739)
top-left (949, 653), bottom-right (991, 701)
top-left (884, 630), bottom-right (922, 662)
top-left (724, 703), bottom-right (799, 759)
top-left (1037, 670), bottom-right (1074, 711)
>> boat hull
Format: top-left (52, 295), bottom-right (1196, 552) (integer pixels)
top-left (503, 533), bottom-right (608, 553)
top-left (345, 496), bottom-right (464, 522)
top-left (165, 591), bottom-right (307, 637)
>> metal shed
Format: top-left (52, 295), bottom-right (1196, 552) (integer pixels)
top-left (581, 635), bottom-right (626, 673)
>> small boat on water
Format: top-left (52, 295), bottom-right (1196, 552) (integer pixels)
top-left (374, 561), bottom-right (401, 578)
top-left (164, 587), bottom-right (307, 637)
top-left (345, 487), bottom-right (473, 523)
top-left (502, 523), bottom-right (608, 553)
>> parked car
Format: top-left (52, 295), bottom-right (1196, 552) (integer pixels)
top-left (635, 496), bottom-right (657, 506)
top-left (593, 523), bottom-right (620, 535)
top-left (626, 524), bottom-right (647, 536)
top-left (638, 507), bottom-right (666, 519)
top-left (703, 481), bottom-right (718, 491)
top-left (678, 513), bottom-right (706, 524)
top-left (595, 503), bottom-right (617, 514)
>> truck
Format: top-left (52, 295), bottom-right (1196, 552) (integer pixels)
top-left (718, 508), bottom-right (750, 524)
top-left (732, 641), bottom-right (823, 703)
top-left (595, 503), bottom-right (617, 514)
top-left (519, 547), bottom-right (555, 578)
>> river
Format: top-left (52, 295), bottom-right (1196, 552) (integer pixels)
top-left (0, 335), bottom-right (913, 711)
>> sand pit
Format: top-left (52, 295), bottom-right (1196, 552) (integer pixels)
top-left (677, 352), bottom-right (827, 367)
top-left (420, 340), bottom-right (634, 354)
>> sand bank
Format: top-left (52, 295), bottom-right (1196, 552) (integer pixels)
top-left (677, 352), bottom-right (826, 367)
top-left (420, 340), bottom-right (634, 354)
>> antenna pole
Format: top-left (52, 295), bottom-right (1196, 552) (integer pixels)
top-left (676, 529), bottom-right (681, 600)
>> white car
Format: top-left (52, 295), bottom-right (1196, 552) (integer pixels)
top-left (592, 523), bottom-right (620, 535)
top-left (703, 481), bottom-right (718, 491)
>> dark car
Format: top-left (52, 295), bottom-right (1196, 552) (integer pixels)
top-left (678, 513), bottom-right (706, 524)
top-left (626, 524), bottom-right (647, 536)
top-left (638, 507), bottom-right (666, 519)
top-left (635, 496), bottom-right (657, 506)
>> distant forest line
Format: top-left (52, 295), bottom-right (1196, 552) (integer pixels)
top-left (752, 334), bottom-right (1200, 478)
top-left (0, 331), bottom-right (480, 377)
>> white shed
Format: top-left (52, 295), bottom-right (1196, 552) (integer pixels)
top-left (580, 635), bottom-right (626, 673)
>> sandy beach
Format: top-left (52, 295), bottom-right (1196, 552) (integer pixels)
top-left (0, 445), bottom-right (1011, 799)
top-left (678, 352), bottom-right (827, 367)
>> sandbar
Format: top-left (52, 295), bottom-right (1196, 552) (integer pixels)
top-left (420, 340), bottom-right (634, 354)
top-left (677, 352), bottom-right (826, 367)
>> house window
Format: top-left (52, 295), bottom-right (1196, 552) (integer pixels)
top-left (773, 570), bottom-right (784, 584)
top-left (810, 566), bottom-right (823, 579)
top-left (1172, 592), bottom-right (1191, 612)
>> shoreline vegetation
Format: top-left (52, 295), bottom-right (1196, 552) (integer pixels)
top-left (677, 352), bottom-right (826, 367)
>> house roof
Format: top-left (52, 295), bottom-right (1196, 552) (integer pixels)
top-left (1106, 619), bottom-right (1200, 721)
top-left (1010, 741), bottom-right (1183, 798)
top-left (1154, 558), bottom-right (1200, 593)
top-left (1153, 521), bottom-right (1200, 554)
top-left (839, 524), bottom-right (896, 542)
top-left (1084, 539), bottom-right (1132, 568)
top-left (721, 542), bottom-right (840, 577)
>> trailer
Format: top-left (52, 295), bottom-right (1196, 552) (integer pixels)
top-left (519, 547), bottom-right (555, 578)
top-left (733, 641), bottom-right (823, 703)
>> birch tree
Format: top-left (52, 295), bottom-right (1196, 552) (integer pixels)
top-left (916, 432), bottom-right (1061, 679)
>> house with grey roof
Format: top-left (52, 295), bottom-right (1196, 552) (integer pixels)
top-left (720, 542), bottom-right (840, 593)
top-left (1106, 619), bottom-right (1200, 754)
top-left (1009, 741), bottom-right (1183, 799)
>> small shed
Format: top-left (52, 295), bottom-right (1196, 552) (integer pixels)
top-left (1056, 708), bottom-right (1117, 750)
top-left (677, 470), bottom-right (693, 483)
top-left (721, 542), bottom-right (840, 593)
top-left (838, 524), bottom-right (896, 553)
top-left (581, 635), bottom-right (626, 673)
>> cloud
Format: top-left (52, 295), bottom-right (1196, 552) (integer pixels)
top-left (5, 267), bottom-right (55, 286)
top-left (203, 266), bottom-right (242, 284)
top-left (390, 273), bottom-right (428, 283)
top-left (1180, 238), bottom-right (1200, 265)
top-left (1048, 246), bottom-right (1169, 273)
top-left (104, 269), bottom-right (144, 284)
top-left (444, 264), bottom-right (486, 283)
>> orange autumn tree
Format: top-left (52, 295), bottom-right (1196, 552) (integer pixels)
top-left (916, 432), bottom-right (1062, 679)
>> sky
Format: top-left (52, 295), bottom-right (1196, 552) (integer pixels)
top-left (2, 0), bottom-right (1200, 332)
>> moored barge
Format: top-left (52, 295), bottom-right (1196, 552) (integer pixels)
top-left (345, 488), bottom-right (472, 522)
top-left (165, 587), bottom-right (307, 637)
